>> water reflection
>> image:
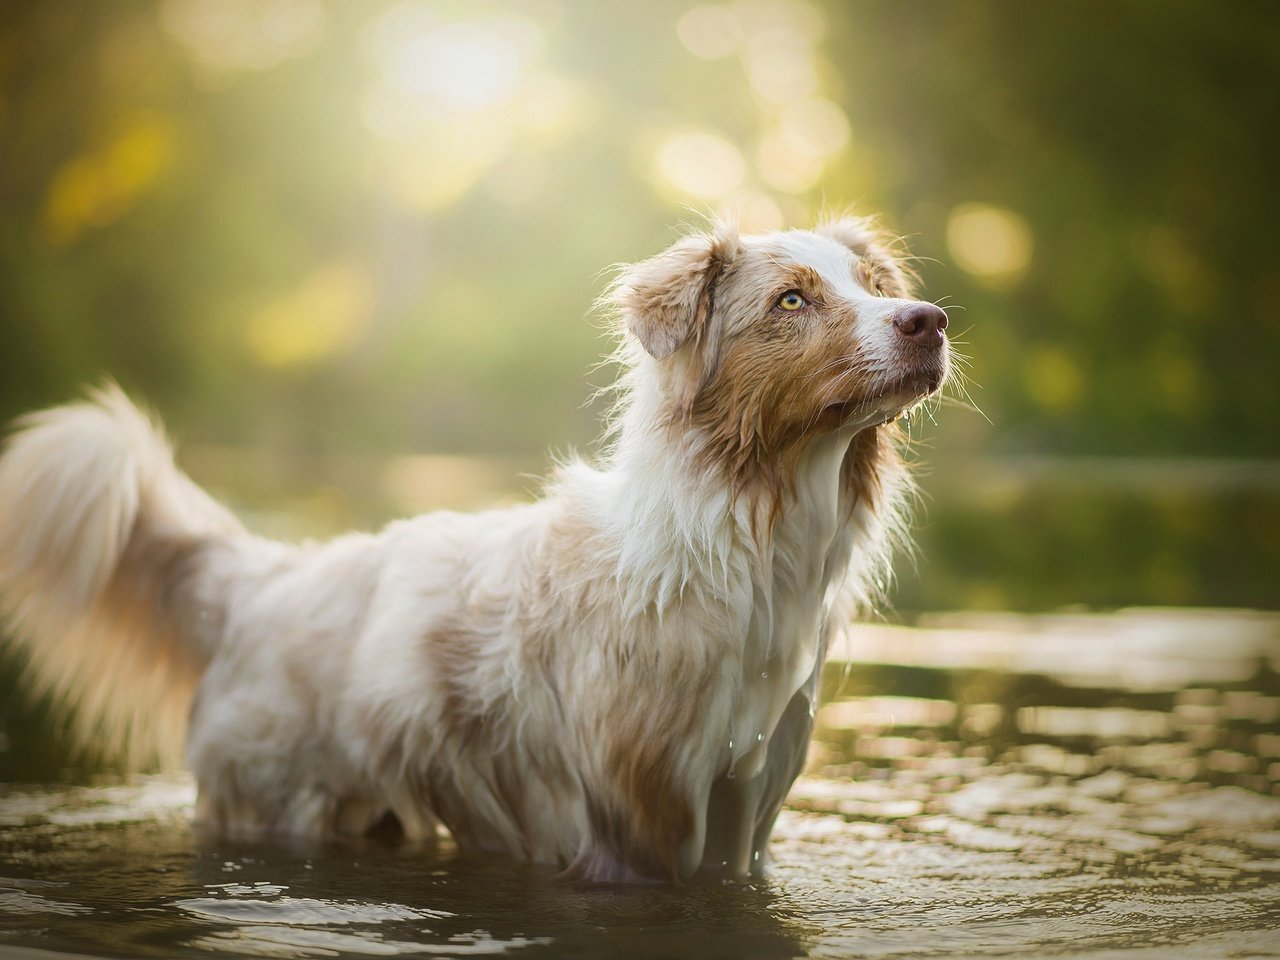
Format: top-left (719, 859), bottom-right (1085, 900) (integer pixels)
top-left (0, 609), bottom-right (1277, 959)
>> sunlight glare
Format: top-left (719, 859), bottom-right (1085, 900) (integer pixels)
top-left (385, 22), bottom-right (532, 112)
top-left (363, 7), bottom-right (566, 212)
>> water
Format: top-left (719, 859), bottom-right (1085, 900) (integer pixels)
top-left (1, 609), bottom-right (1277, 959)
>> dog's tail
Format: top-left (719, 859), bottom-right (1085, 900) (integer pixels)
top-left (0, 384), bottom-right (245, 769)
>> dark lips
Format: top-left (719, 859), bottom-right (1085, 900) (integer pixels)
top-left (884, 350), bottom-right (949, 400)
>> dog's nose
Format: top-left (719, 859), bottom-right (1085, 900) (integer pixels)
top-left (892, 303), bottom-right (948, 345)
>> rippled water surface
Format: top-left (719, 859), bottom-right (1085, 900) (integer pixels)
top-left (1, 609), bottom-right (1278, 959)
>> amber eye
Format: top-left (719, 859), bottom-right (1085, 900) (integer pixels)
top-left (777, 290), bottom-right (807, 311)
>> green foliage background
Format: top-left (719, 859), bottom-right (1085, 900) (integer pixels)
top-left (1, 0), bottom-right (1277, 612)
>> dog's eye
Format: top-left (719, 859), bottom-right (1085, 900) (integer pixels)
top-left (777, 290), bottom-right (808, 311)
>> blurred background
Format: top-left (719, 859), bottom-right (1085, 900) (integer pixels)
top-left (0, 1), bottom-right (1277, 613)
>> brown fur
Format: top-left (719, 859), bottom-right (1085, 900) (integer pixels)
top-left (595, 670), bottom-right (711, 881)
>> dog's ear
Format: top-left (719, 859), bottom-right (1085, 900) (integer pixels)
top-left (614, 226), bottom-right (741, 360)
top-left (817, 215), bottom-right (916, 298)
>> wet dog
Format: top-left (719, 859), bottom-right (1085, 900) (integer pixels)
top-left (0, 216), bottom-right (949, 882)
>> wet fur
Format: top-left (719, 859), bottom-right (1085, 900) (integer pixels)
top-left (0, 216), bottom-right (948, 883)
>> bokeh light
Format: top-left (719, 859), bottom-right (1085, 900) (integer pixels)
top-left (160, 0), bottom-right (325, 77)
top-left (946, 203), bottom-right (1034, 285)
top-left (1023, 346), bottom-right (1083, 413)
top-left (757, 101), bottom-right (851, 195)
top-left (245, 261), bottom-right (374, 370)
top-left (43, 114), bottom-right (178, 244)
top-left (655, 131), bottom-right (748, 199)
top-left (676, 4), bottom-right (743, 60)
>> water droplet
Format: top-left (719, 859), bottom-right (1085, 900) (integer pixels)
top-left (753, 850), bottom-right (761, 862)
top-left (760, 671), bottom-right (769, 679)
top-left (756, 733), bottom-right (764, 742)
top-left (721, 860), bottom-right (728, 868)
top-left (728, 739), bottom-right (734, 750)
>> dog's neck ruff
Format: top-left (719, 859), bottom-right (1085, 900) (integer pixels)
top-left (555, 367), bottom-right (907, 797)
top-left (570, 362), bottom-right (904, 616)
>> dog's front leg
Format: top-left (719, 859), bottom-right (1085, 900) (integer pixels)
top-left (700, 686), bottom-right (815, 876)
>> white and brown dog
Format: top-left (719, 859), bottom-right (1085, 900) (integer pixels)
top-left (0, 216), bottom-right (949, 883)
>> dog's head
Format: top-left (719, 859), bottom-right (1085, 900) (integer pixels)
top-left (612, 216), bottom-right (950, 480)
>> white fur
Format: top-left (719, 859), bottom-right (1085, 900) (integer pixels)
top-left (0, 222), bottom-right (945, 882)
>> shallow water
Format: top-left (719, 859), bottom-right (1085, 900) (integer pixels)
top-left (1, 609), bottom-right (1278, 959)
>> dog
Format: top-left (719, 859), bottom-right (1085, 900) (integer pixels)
top-left (0, 215), bottom-right (949, 883)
